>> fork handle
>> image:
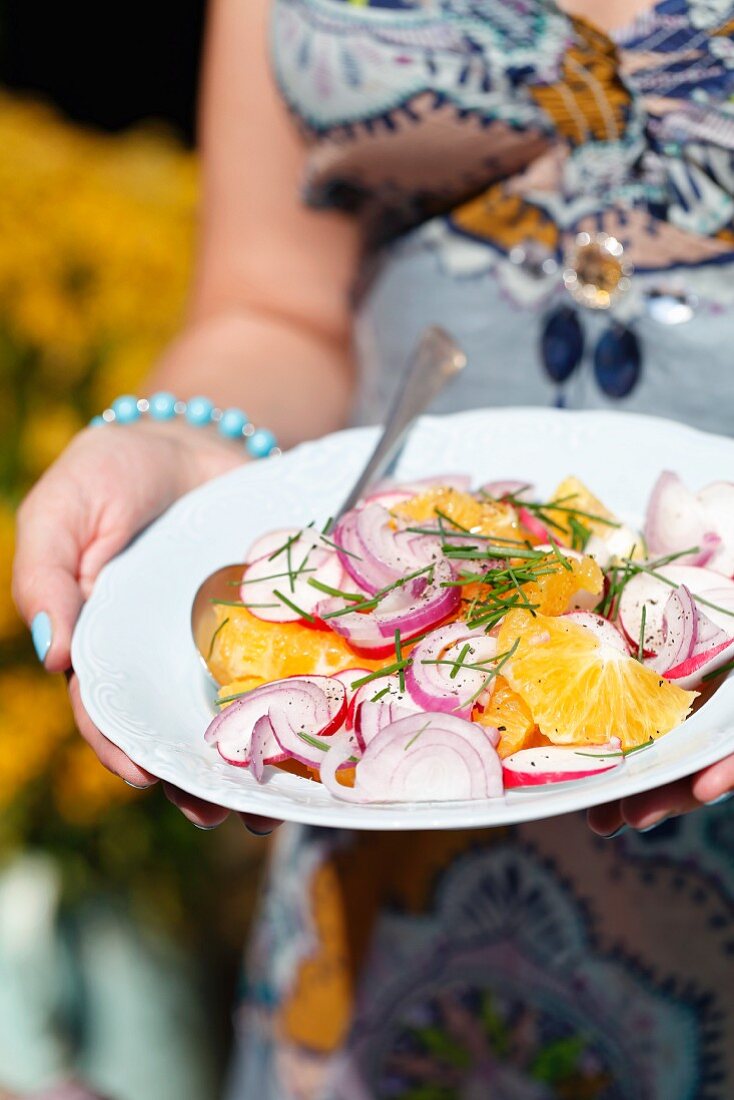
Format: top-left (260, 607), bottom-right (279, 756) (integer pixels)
top-left (335, 326), bottom-right (466, 518)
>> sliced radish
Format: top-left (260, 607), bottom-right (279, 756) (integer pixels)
top-left (618, 565), bottom-right (734, 655)
top-left (405, 622), bottom-right (498, 718)
top-left (319, 713), bottom-right (503, 804)
top-left (502, 745), bottom-right (623, 788)
top-left (244, 526), bottom-right (322, 565)
top-left (518, 506), bottom-right (552, 543)
top-left (205, 676), bottom-right (346, 769)
top-left (698, 482), bottom-right (734, 577)
top-left (564, 611), bottom-right (629, 654)
top-left (644, 472), bottom-right (721, 567)
top-left (241, 535), bottom-right (344, 623)
top-left (661, 636), bottom-right (734, 689)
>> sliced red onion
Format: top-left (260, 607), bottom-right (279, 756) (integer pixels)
top-left (360, 487), bottom-right (415, 510)
top-left (332, 503), bottom-right (441, 595)
top-left (249, 716), bottom-right (284, 781)
top-left (697, 482), bottom-right (734, 577)
top-left (317, 560), bottom-right (459, 651)
top-left (648, 585), bottom-right (734, 687)
top-left (648, 585), bottom-right (699, 673)
top-left (618, 565), bottom-right (734, 655)
top-left (564, 612), bottom-right (629, 655)
top-left (644, 472), bottom-right (721, 567)
top-left (480, 480), bottom-right (536, 501)
top-left (405, 623), bottom-right (498, 717)
top-left (319, 713), bottom-right (503, 804)
top-left (241, 534), bottom-right (343, 623)
top-left (502, 745), bottom-right (622, 788)
top-left (204, 676), bottom-right (346, 769)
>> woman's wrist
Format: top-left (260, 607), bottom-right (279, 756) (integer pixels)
top-left (90, 392), bottom-right (280, 459)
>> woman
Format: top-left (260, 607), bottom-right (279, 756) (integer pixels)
top-left (13, 0), bottom-right (734, 1095)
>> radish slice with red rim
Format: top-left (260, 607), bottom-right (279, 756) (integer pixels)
top-left (564, 612), bottom-right (629, 654)
top-left (644, 472), bottom-right (721, 567)
top-left (502, 745), bottom-right (623, 788)
top-left (319, 712), bottom-right (503, 803)
top-left (240, 535), bottom-right (344, 623)
top-left (405, 623), bottom-right (498, 717)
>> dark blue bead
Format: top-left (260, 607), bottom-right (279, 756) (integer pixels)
top-left (594, 325), bottom-right (642, 398)
top-left (540, 307), bottom-right (584, 383)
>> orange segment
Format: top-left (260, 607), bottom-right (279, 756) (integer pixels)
top-left (474, 675), bottom-right (542, 758)
top-left (393, 487), bottom-right (522, 543)
top-left (460, 552), bottom-right (603, 618)
top-left (522, 552), bottom-right (603, 615)
top-left (542, 476), bottom-right (616, 545)
top-left (208, 605), bottom-right (385, 687)
top-left (497, 609), bottom-right (696, 749)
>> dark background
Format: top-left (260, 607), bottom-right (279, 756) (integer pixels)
top-left (1, 0), bottom-right (205, 142)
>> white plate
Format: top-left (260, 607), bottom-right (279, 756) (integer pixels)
top-left (72, 408), bottom-right (734, 830)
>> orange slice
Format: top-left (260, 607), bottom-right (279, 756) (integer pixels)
top-left (393, 487), bottom-right (522, 543)
top-left (474, 675), bottom-right (545, 758)
top-left (542, 476), bottom-right (616, 546)
top-left (208, 605), bottom-right (385, 687)
top-left (497, 609), bottom-right (696, 749)
top-left (460, 552), bottom-right (603, 619)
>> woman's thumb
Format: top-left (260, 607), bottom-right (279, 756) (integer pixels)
top-left (12, 493), bottom-right (86, 673)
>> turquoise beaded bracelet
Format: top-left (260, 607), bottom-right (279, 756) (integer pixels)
top-left (90, 393), bottom-right (280, 459)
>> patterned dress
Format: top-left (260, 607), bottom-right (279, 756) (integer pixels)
top-left (226, 3), bottom-right (734, 1097)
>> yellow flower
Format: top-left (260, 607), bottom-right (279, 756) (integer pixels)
top-left (19, 404), bottom-right (85, 478)
top-left (0, 668), bottom-right (73, 810)
top-left (53, 738), bottom-right (145, 826)
top-left (0, 500), bottom-right (23, 641)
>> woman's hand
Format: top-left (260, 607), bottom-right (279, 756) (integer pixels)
top-left (12, 417), bottom-right (278, 832)
top-left (587, 754), bottom-right (733, 836)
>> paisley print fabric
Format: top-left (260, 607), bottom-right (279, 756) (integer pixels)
top-left (224, 5), bottom-right (734, 1097)
top-left (272, 0), bottom-right (734, 273)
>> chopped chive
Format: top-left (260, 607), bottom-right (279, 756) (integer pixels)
top-left (241, 567), bottom-right (318, 586)
top-left (702, 656), bottom-right (734, 682)
top-left (319, 532), bottom-right (362, 559)
top-left (575, 737), bottom-right (655, 759)
top-left (272, 589), bottom-right (316, 623)
top-left (450, 642), bottom-right (472, 680)
top-left (405, 719), bottom-right (432, 750)
top-left (210, 598), bottom-right (246, 607)
top-left (306, 577), bottom-right (365, 601)
top-left (207, 616), bottom-right (230, 661)
top-left (350, 660), bottom-right (412, 690)
top-left (394, 629), bottom-right (405, 692)
top-left (637, 605), bottom-right (647, 662)
top-left (459, 638), bottom-right (520, 709)
top-left (370, 685), bottom-right (392, 702)
top-left (268, 530), bottom-right (302, 562)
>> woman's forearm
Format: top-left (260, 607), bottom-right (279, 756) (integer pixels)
top-left (146, 305), bottom-right (353, 451)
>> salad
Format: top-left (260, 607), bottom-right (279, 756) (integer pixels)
top-left (202, 473), bottom-right (734, 803)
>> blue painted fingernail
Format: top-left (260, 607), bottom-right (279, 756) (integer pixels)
top-left (31, 612), bottom-right (52, 664)
top-left (706, 792), bottom-right (733, 806)
top-left (602, 824), bottom-right (627, 839)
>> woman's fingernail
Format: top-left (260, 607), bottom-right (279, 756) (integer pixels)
top-left (245, 824), bottom-right (273, 837)
top-left (192, 822), bottom-right (218, 831)
top-left (602, 824), bottom-right (627, 839)
top-left (639, 816), bottom-right (667, 833)
top-left (124, 780), bottom-right (155, 791)
top-left (706, 792), bottom-right (733, 806)
top-left (31, 611), bottom-right (52, 664)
